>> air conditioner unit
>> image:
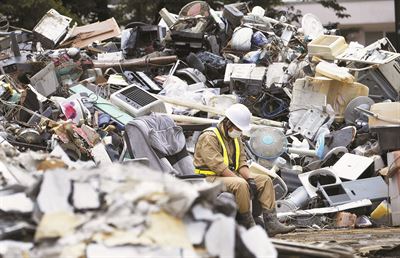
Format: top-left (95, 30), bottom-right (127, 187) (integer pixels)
top-left (378, 58), bottom-right (400, 92)
top-left (110, 84), bottom-right (166, 117)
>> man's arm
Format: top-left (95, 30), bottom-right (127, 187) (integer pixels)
top-left (237, 139), bottom-right (251, 179)
top-left (238, 166), bottom-right (251, 180)
top-left (238, 166), bottom-right (257, 199)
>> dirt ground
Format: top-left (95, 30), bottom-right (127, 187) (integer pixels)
top-left (275, 227), bottom-right (400, 257)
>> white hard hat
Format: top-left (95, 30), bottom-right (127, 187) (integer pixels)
top-left (225, 104), bottom-right (252, 132)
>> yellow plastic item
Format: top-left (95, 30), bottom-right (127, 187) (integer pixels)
top-left (371, 200), bottom-right (391, 220)
top-left (315, 61), bottom-right (355, 83)
top-left (308, 35), bottom-right (348, 60)
top-left (291, 76), bottom-right (369, 121)
top-left (369, 102), bottom-right (400, 128)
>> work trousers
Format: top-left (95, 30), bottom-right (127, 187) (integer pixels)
top-left (206, 172), bottom-right (275, 214)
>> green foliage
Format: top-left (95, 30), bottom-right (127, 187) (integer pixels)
top-left (61, 0), bottom-right (110, 23)
top-left (318, 0), bottom-right (350, 18)
top-left (0, 0), bottom-right (77, 29)
top-left (0, 0), bottom-right (110, 29)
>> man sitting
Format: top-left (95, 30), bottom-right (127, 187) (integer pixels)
top-left (193, 104), bottom-right (295, 236)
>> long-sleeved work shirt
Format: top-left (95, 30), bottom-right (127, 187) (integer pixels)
top-left (193, 122), bottom-right (248, 176)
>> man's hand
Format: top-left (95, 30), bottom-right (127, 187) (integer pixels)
top-left (247, 178), bottom-right (257, 199)
top-left (221, 167), bottom-right (238, 177)
top-left (238, 166), bottom-right (251, 180)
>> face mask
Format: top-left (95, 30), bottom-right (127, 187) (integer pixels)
top-left (228, 128), bottom-right (242, 138)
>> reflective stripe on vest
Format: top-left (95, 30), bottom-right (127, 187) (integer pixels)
top-left (195, 127), bottom-right (240, 176)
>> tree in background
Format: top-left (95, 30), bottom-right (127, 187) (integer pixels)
top-left (0, 0), bottom-right (348, 29)
top-left (0, 0), bottom-right (75, 29)
top-left (0, 0), bottom-right (109, 30)
top-left (60, 0), bottom-right (110, 24)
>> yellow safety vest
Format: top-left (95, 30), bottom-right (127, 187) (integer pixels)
top-left (195, 127), bottom-right (240, 176)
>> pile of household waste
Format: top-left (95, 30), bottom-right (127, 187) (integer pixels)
top-left (0, 1), bottom-right (399, 257)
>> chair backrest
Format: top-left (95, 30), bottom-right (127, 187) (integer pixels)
top-left (124, 114), bottom-right (195, 176)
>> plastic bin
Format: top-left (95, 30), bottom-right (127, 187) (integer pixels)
top-left (308, 35), bottom-right (348, 60)
top-left (291, 77), bottom-right (369, 121)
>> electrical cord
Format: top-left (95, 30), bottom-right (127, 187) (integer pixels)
top-left (260, 92), bottom-right (288, 119)
top-left (0, 99), bottom-right (56, 123)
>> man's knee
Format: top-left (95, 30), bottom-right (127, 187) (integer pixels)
top-left (263, 176), bottom-right (274, 191)
top-left (264, 175), bottom-right (273, 185)
top-left (230, 177), bottom-right (249, 192)
top-left (254, 174), bottom-right (273, 185)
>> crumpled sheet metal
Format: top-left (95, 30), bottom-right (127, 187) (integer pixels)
top-left (0, 192), bottom-right (33, 213)
top-left (291, 76), bottom-right (369, 120)
top-left (0, 160), bottom-right (275, 257)
top-left (205, 217), bottom-right (236, 258)
top-left (37, 169), bottom-right (73, 214)
top-left (34, 211), bottom-right (85, 241)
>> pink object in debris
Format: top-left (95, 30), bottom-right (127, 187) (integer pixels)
top-left (63, 102), bottom-right (77, 120)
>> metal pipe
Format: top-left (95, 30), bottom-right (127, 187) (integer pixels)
top-left (92, 55), bottom-right (178, 69)
top-left (155, 94), bottom-right (285, 128)
top-left (167, 114), bottom-right (218, 124)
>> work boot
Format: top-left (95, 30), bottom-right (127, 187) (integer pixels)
top-left (262, 208), bottom-right (295, 236)
top-left (237, 212), bottom-right (256, 229)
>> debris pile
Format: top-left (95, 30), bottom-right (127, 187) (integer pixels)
top-left (0, 150), bottom-right (277, 257)
top-left (0, 2), bottom-right (399, 257)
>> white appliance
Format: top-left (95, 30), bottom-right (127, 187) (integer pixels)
top-left (110, 84), bottom-right (166, 117)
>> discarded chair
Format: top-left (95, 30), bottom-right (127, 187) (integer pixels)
top-left (121, 113), bottom-right (196, 177)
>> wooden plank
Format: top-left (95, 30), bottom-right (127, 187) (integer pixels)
top-left (278, 199), bottom-right (372, 218)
